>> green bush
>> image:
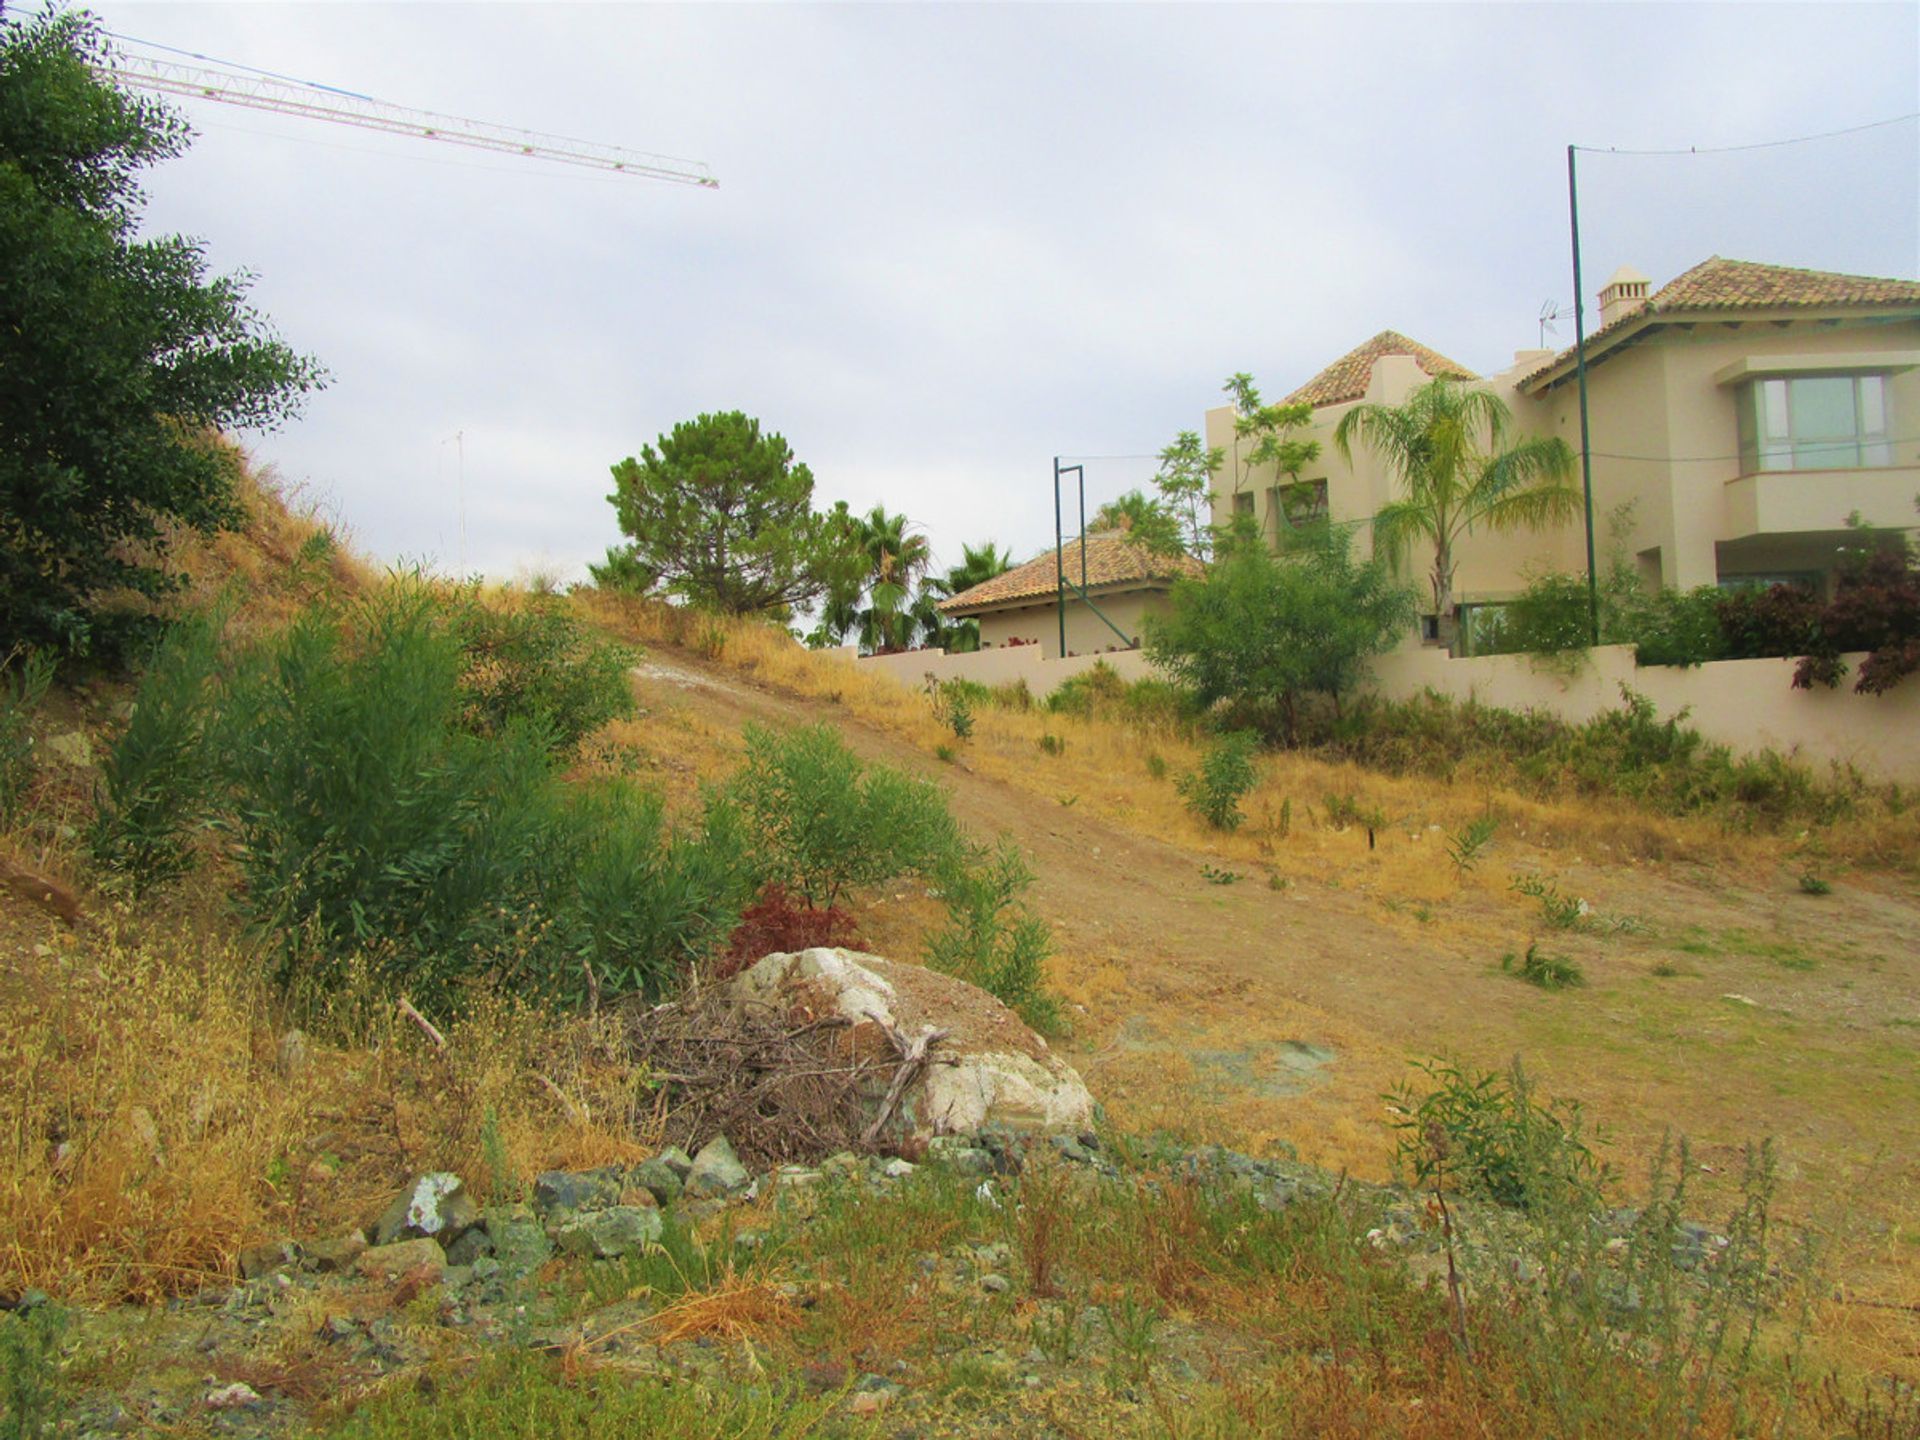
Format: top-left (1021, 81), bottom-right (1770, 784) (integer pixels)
top-left (0, 648), bottom-right (54, 823)
top-left (930, 678), bottom-right (978, 740)
top-left (1044, 661), bottom-right (1129, 718)
top-left (1388, 1056), bottom-right (1606, 1212)
top-left (731, 723), bottom-right (960, 909)
top-left (87, 612), bottom-right (225, 891)
top-left (926, 840), bottom-right (1061, 1033)
top-left (553, 781), bottom-right (755, 1007)
top-left (1177, 731), bottom-right (1259, 831)
top-left (1625, 585), bottom-right (1729, 668)
top-left (451, 593), bottom-right (637, 756)
top-left (1493, 570), bottom-right (1595, 657)
top-left (1503, 942), bottom-right (1585, 990)
top-left (0, 1302), bottom-right (69, 1440)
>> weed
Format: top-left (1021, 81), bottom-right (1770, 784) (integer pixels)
top-left (1652, 960), bottom-right (1681, 978)
top-left (926, 840), bottom-right (1062, 1033)
top-left (0, 1304), bottom-right (67, 1440)
top-left (1099, 1294), bottom-right (1160, 1388)
top-left (0, 647), bottom-right (53, 823)
top-left (1199, 864), bottom-right (1241, 886)
top-left (1503, 942), bottom-right (1586, 991)
top-left (1512, 873), bottom-right (1589, 930)
top-left (1798, 871), bottom-right (1832, 896)
top-left (1267, 872), bottom-right (1289, 892)
top-left (1278, 795), bottom-right (1291, 838)
top-left (1178, 731), bottom-right (1259, 831)
top-left (1038, 733), bottom-right (1065, 757)
top-left (1387, 1055), bottom-right (1607, 1212)
top-left (1027, 1301), bottom-right (1080, 1364)
top-left (934, 742), bottom-right (956, 763)
top-left (1445, 813), bottom-right (1499, 876)
top-left (1144, 750), bottom-right (1166, 779)
top-left (929, 678), bottom-right (977, 741)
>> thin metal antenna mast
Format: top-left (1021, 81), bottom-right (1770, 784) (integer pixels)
top-left (95, 43), bottom-right (719, 186)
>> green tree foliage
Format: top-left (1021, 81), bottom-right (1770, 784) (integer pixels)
top-left (1090, 489), bottom-right (1185, 557)
top-left (919, 540), bottom-right (1012, 651)
top-left (1334, 377), bottom-right (1578, 651)
top-left (1221, 373), bottom-right (1320, 523)
top-left (1146, 526), bottom-right (1415, 743)
top-left (450, 593), bottom-right (636, 756)
top-left (0, 11), bottom-right (323, 653)
top-left (596, 411), bottom-right (857, 616)
top-left (1154, 430), bottom-right (1226, 559)
top-left (815, 505), bottom-right (934, 653)
top-left (730, 723), bottom-right (959, 909)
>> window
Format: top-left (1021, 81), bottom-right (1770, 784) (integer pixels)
top-left (1737, 374), bottom-right (1891, 473)
top-left (1270, 479), bottom-right (1329, 529)
top-left (1232, 491), bottom-right (1254, 516)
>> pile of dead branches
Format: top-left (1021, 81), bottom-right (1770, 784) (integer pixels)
top-left (619, 988), bottom-right (887, 1169)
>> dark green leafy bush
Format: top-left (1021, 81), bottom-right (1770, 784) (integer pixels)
top-left (87, 612), bottom-right (225, 890)
top-left (1177, 731), bottom-right (1259, 831)
top-left (731, 723), bottom-right (960, 909)
top-left (930, 678), bottom-right (978, 740)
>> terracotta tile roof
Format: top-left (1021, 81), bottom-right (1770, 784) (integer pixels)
top-left (936, 532), bottom-right (1204, 614)
top-left (1282, 330), bottom-right (1478, 409)
top-left (1525, 257), bottom-right (1920, 386)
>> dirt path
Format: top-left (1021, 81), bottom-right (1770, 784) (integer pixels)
top-left (625, 644), bottom-right (1920, 1361)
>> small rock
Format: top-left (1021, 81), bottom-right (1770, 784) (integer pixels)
top-left (488, 1217), bottom-right (553, 1274)
top-left (304, 1234), bottom-right (367, 1274)
top-left (629, 1157), bottom-right (684, 1207)
top-left (317, 1315), bottom-right (360, 1343)
top-left (373, 1173), bottom-right (479, 1246)
top-left (684, 1135), bottom-right (750, 1199)
top-left (926, 1138), bottom-right (994, 1176)
top-left (46, 730), bottom-right (94, 768)
top-left (803, 1359), bottom-right (849, 1393)
top-left (848, 1391), bottom-right (892, 1416)
top-left (656, 1146), bottom-right (695, 1180)
top-left (237, 1240), bottom-right (301, 1280)
top-left (356, 1238), bottom-right (447, 1281)
top-left (881, 1157), bottom-right (917, 1180)
top-left (445, 1227), bottom-right (494, 1268)
top-left (773, 1165), bottom-right (821, 1190)
top-left (981, 1274), bottom-right (1010, 1295)
top-left (532, 1168), bottom-right (624, 1220)
top-left (555, 1205), bottom-right (663, 1260)
top-left (204, 1382), bottom-right (263, 1411)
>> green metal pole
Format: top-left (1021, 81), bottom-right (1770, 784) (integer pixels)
top-left (1567, 144), bottom-right (1601, 645)
top-left (1054, 457), bottom-right (1067, 659)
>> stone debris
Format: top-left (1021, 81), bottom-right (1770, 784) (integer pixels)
top-left (372, 1172), bottom-right (479, 1247)
top-left (684, 1134), bottom-right (751, 1199)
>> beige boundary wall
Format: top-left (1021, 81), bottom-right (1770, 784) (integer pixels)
top-left (845, 642), bottom-right (1920, 781)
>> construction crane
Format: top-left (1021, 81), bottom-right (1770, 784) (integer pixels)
top-left (93, 34), bottom-right (718, 188)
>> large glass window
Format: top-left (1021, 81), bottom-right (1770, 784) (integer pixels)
top-left (1737, 374), bottom-right (1891, 472)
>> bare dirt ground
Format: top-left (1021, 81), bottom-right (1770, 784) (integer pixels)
top-left (617, 641), bottom-right (1920, 1373)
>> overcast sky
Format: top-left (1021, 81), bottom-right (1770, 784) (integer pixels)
top-left (80, 1), bottom-right (1920, 582)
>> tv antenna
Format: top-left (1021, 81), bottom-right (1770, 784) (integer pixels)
top-left (1537, 300), bottom-right (1565, 347)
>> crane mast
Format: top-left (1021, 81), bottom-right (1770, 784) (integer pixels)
top-left (94, 43), bottom-right (718, 188)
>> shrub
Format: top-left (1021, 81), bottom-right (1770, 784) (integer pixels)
top-left (1794, 538), bottom-right (1920, 695)
top-left (1388, 1055), bottom-right (1606, 1212)
top-left (1716, 582), bottom-right (1821, 660)
top-left (715, 882), bottom-right (861, 981)
top-left (926, 840), bottom-right (1060, 1033)
top-left (0, 1303), bottom-right (68, 1440)
top-left (451, 593), bottom-right (637, 755)
top-left (929, 678), bottom-right (978, 740)
top-left (985, 678), bottom-right (1033, 711)
top-left (1445, 813), bottom-right (1498, 875)
top-left (555, 781), bottom-right (755, 1006)
top-left (1627, 585), bottom-right (1728, 668)
top-left (1038, 733), bottom-right (1065, 757)
top-left (731, 723), bottom-right (960, 909)
top-left (1045, 661), bottom-right (1129, 718)
top-left (1495, 570), bottom-right (1594, 657)
top-left (1503, 942), bottom-right (1585, 990)
top-left (87, 611), bottom-right (226, 891)
top-left (1177, 731), bottom-right (1259, 831)
top-left (0, 648), bottom-right (54, 823)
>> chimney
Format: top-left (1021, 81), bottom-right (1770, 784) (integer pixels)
top-left (1598, 265), bottom-right (1651, 328)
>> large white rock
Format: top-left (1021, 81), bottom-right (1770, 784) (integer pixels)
top-left (724, 948), bottom-right (1094, 1140)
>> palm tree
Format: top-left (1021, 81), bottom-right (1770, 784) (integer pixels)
top-left (1333, 377), bottom-right (1579, 651)
top-left (920, 540), bottom-right (1013, 651)
top-left (822, 505), bottom-right (933, 653)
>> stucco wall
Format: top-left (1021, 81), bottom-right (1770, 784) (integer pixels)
top-left (1369, 643), bottom-right (1920, 780)
top-left (846, 641), bottom-right (1920, 780)
top-left (973, 588), bottom-right (1170, 660)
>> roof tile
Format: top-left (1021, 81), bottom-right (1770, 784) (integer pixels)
top-left (1283, 330), bottom-right (1477, 409)
top-left (936, 532), bottom-right (1204, 614)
